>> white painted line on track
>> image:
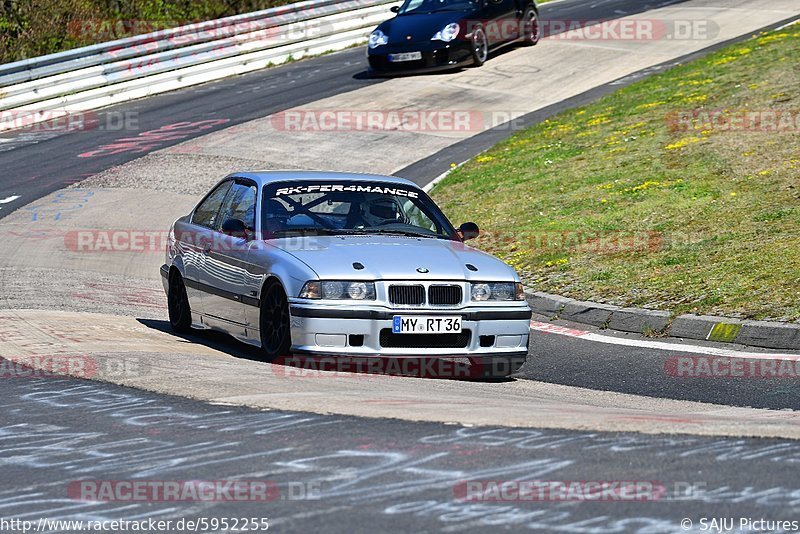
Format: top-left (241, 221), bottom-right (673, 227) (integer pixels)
top-left (776, 17), bottom-right (800, 30)
top-left (422, 161), bottom-right (466, 192)
top-left (531, 320), bottom-right (800, 360)
top-left (0, 195), bottom-right (20, 204)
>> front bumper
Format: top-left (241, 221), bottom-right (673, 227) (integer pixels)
top-left (288, 301), bottom-right (531, 357)
top-left (367, 40), bottom-right (474, 75)
top-left (160, 264), bottom-right (169, 292)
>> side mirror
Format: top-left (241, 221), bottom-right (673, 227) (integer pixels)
top-left (390, 5), bottom-right (400, 12)
top-left (459, 222), bottom-right (480, 241)
top-left (221, 218), bottom-right (249, 239)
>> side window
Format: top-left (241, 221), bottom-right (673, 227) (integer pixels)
top-left (193, 181), bottom-right (232, 229)
top-left (218, 183), bottom-right (257, 231)
top-left (401, 199), bottom-right (440, 233)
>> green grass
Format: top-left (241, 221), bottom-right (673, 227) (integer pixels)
top-left (0, 0), bottom-right (302, 64)
top-left (432, 24), bottom-right (800, 321)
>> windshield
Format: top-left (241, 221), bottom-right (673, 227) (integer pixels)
top-left (398, 0), bottom-right (479, 15)
top-left (262, 181), bottom-right (458, 240)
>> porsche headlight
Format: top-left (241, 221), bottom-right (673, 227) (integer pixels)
top-left (300, 280), bottom-right (376, 300)
top-left (470, 282), bottom-right (524, 301)
top-left (369, 29), bottom-right (389, 49)
top-left (432, 22), bottom-right (459, 42)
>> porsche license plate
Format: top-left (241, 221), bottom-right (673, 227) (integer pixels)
top-left (392, 315), bottom-right (461, 334)
top-left (388, 51), bottom-right (422, 62)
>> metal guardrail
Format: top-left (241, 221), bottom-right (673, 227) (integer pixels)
top-left (0, 0), bottom-right (399, 131)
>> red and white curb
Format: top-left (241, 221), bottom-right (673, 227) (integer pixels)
top-left (531, 320), bottom-right (800, 361)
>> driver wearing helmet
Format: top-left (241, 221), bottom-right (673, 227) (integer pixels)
top-left (264, 199), bottom-right (291, 234)
top-left (359, 197), bottom-right (406, 227)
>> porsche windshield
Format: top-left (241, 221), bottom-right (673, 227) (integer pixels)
top-left (262, 181), bottom-right (458, 240)
top-left (398, 0), bottom-right (479, 15)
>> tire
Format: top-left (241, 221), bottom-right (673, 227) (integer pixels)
top-left (259, 281), bottom-right (291, 360)
top-left (520, 6), bottom-right (540, 46)
top-left (167, 270), bottom-right (192, 334)
top-left (470, 27), bottom-right (488, 67)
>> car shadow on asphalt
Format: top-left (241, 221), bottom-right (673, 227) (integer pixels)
top-left (354, 44), bottom-right (529, 80)
top-left (137, 318), bottom-right (514, 383)
top-left (137, 318), bottom-right (267, 363)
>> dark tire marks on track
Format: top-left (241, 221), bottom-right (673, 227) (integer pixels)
top-left (4, 368), bottom-right (800, 532)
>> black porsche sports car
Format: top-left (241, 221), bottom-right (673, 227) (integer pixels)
top-left (367, 0), bottom-right (539, 75)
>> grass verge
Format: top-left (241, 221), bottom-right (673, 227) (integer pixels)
top-left (432, 23), bottom-right (800, 321)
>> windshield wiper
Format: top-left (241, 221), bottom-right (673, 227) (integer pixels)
top-left (354, 228), bottom-right (442, 239)
top-left (402, 9), bottom-right (460, 14)
top-left (274, 227), bottom-right (342, 236)
top-left (278, 227), bottom-right (445, 239)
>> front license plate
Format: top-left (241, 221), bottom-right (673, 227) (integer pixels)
top-left (388, 51), bottom-right (422, 62)
top-left (392, 315), bottom-right (461, 334)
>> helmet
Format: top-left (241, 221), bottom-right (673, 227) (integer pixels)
top-left (360, 197), bottom-right (404, 227)
top-left (264, 199), bottom-right (291, 233)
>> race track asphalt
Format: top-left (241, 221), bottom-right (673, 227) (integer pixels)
top-left (4, 371), bottom-right (800, 533)
top-left (1, 0), bottom-right (799, 529)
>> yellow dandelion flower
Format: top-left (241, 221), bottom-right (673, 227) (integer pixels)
top-left (683, 94), bottom-right (708, 104)
top-left (756, 32), bottom-right (789, 45)
top-left (665, 137), bottom-right (701, 150)
top-left (587, 116), bottom-right (610, 126)
top-left (712, 56), bottom-right (736, 66)
top-left (637, 101), bottom-right (666, 110)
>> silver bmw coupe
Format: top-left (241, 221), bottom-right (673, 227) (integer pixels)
top-left (161, 171), bottom-right (531, 378)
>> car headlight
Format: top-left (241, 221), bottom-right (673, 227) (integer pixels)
top-left (299, 281), bottom-right (376, 300)
top-left (369, 29), bottom-right (389, 49)
top-left (470, 282), bottom-right (524, 301)
top-left (431, 23), bottom-right (459, 42)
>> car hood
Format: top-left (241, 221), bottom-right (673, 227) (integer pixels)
top-left (379, 12), bottom-right (467, 43)
top-left (272, 235), bottom-right (518, 281)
